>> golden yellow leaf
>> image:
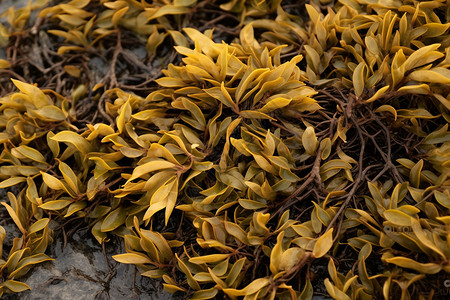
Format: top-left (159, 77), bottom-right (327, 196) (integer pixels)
top-left (270, 231), bottom-right (284, 274)
top-left (352, 62), bottom-right (366, 97)
top-left (312, 228), bottom-right (334, 258)
top-left (365, 85), bottom-right (390, 103)
top-left (0, 59), bottom-right (11, 68)
top-left (384, 257), bottom-right (442, 274)
top-left (39, 200), bottom-right (72, 210)
top-left (64, 65), bottom-right (81, 77)
top-left (112, 253), bottom-right (152, 265)
top-left (383, 209), bottom-right (413, 226)
top-left (302, 126), bottom-right (318, 155)
top-left (189, 254), bottom-right (230, 265)
top-left (112, 6), bottom-right (128, 27)
top-left (128, 160), bottom-right (176, 182)
top-left (51, 131), bottom-right (93, 154)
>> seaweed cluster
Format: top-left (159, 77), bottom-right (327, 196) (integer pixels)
top-left (0, 0), bottom-right (449, 299)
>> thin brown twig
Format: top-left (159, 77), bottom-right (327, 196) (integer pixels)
top-left (98, 92), bottom-right (115, 127)
top-left (326, 114), bottom-right (365, 242)
top-left (269, 152), bottom-right (322, 219)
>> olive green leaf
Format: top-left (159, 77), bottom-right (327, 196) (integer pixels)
top-left (0, 280), bottom-right (31, 293)
top-left (1, 202), bottom-right (26, 235)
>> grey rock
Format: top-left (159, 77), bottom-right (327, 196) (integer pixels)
top-left (3, 228), bottom-right (176, 300)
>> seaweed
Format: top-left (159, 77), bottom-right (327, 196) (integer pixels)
top-left (0, 0), bottom-right (449, 299)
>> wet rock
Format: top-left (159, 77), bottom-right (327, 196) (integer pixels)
top-left (3, 228), bottom-right (176, 300)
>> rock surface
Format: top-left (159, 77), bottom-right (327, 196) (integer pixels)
top-left (2, 226), bottom-right (176, 300)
